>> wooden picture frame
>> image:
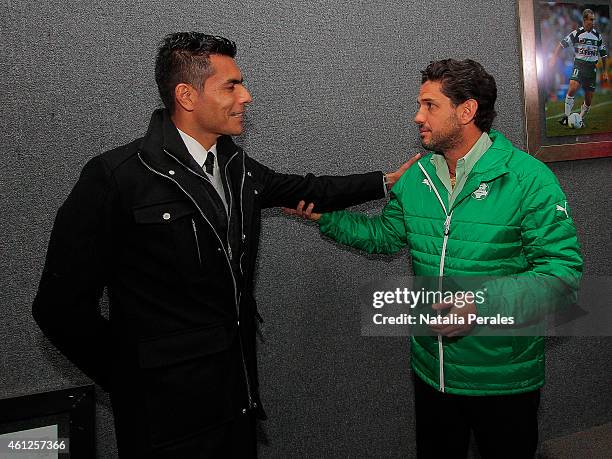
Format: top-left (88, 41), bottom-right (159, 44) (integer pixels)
top-left (517, 0), bottom-right (611, 162)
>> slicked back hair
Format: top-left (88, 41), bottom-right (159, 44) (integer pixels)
top-left (421, 59), bottom-right (497, 133)
top-left (583, 8), bottom-right (594, 20)
top-left (155, 32), bottom-right (237, 113)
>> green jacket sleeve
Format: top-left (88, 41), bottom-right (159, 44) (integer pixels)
top-left (318, 179), bottom-right (409, 255)
top-left (479, 165), bottom-right (583, 324)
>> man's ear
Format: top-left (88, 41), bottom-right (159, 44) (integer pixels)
top-left (458, 99), bottom-right (478, 125)
top-left (174, 83), bottom-right (197, 112)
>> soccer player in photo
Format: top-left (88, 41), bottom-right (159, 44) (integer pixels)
top-left (549, 8), bottom-right (608, 126)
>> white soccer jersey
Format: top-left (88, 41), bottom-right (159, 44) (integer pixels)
top-left (561, 27), bottom-right (608, 64)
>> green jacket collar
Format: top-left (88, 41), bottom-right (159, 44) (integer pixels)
top-left (417, 130), bottom-right (513, 211)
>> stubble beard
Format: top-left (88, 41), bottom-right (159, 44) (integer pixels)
top-left (420, 115), bottom-right (463, 155)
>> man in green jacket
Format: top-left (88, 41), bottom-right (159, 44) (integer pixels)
top-left (286, 59), bottom-right (583, 458)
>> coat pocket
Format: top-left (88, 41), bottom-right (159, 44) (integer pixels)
top-left (137, 323), bottom-right (236, 368)
top-left (131, 200), bottom-right (202, 275)
top-left (137, 324), bottom-right (239, 447)
top-left (133, 199), bottom-right (195, 224)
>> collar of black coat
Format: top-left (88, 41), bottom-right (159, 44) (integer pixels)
top-left (139, 108), bottom-right (241, 173)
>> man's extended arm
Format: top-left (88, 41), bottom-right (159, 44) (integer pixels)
top-left (246, 153), bottom-right (419, 213)
top-left (32, 156), bottom-right (114, 390)
top-left (308, 172), bottom-right (412, 255)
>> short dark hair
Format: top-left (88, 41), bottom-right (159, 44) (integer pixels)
top-left (421, 59), bottom-right (497, 132)
top-left (155, 32), bottom-right (237, 112)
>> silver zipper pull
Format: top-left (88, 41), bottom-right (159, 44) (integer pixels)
top-left (444, 214), bottom-right (451, 236)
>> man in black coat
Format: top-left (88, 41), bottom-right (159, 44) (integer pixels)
top-left (32, 32), bottom-right (418, 457)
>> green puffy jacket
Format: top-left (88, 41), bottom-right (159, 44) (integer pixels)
top-left (319, 130), bottom-right (583, 395)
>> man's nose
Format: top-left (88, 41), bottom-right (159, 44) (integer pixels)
top-left (414, 109), bottom-right (425, 124)
top-left (240, 86), bottom-right (253, 104)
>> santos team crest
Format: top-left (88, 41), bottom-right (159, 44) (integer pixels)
top-left (472, 183), bottom-right (490, 200)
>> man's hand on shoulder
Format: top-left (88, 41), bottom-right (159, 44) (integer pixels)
top-left (385, 153), bottom-right (421, 190)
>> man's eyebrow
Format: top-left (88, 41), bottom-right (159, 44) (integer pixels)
top-left (225, 78), bottom-right (244, 84)
top-left (417, 96), bottom-right (437, 103)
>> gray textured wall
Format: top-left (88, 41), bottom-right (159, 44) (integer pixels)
top-left (1, 0), bottom-right (610, 457)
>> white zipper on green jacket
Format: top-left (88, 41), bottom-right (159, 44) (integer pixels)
top-left (418, 163), bottom-right (453, 393)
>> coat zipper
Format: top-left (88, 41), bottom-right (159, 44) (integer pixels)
top-left (224, 154), bottom-right (237, 261)
top-left (234, 151), bottom-right (253, 409)
top-left (239, 153), bottom-right (246, 278)
top-left (191, 218), bottom-right (202, 267)
top-left (237, 155), bottom-right (263, 333)
top-left (418, 163), bottom-right (453, 393)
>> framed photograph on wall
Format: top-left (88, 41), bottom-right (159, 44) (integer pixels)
top-left (518, 0), bottom-right (611, 161)
top-left (0, 386), bottom-right (95, 458)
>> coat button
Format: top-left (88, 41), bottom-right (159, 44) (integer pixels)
top-left (169, 170), bottom-right (175, 175)
top-left (242, 234), bottom-right (246, 241)
top-left (242, 408), bottom-right (247, 415)
top-left (254, 189), bottom-right (258, 195)
top-left (247, 171), bottom-right (252, 177)
top-left (162, 213), bottom-right (171, 220)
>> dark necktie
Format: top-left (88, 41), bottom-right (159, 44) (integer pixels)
top-left (204, 151), bottom-right (215, 175)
